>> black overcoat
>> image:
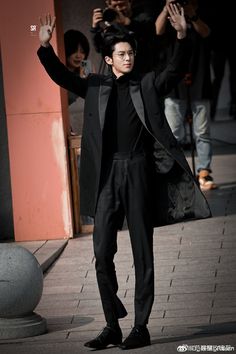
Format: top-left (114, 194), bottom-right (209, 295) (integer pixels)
top-left (37, 38), bottom-right (211, 227)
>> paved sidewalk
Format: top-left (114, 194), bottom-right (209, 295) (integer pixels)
top-left (1, 119), bottom-right (236, 354)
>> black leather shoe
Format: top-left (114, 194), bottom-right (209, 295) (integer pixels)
top-left (119, 326), bottom-right (151, 350)
top-left (84, 326), bottom-right (122, 349)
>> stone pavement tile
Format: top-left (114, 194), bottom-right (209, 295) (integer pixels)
top-left (169, 293), bottom-right (216, 302)
top-left (126, 283), bottom-right (215, 298)
top-left (45, 316), bottom-right (74, 325)
top-left (212, 307), bottom-right (236, 316)
top-left (38, 293), bottom-right (80, 302)
top-left (180, 248), bottom-right (235, 258)
top-left (0, 331), bottom-right (69, 347)
top-left (214, 291), bottom-right (236, 299)
top-left (173, 264), bottom-right (218, 272)
top-left (54, 257), bottom-right (93, 265)
top-left (44, 272), bottom-right (92, 281)
top-left (155, 256), bottom-right (220, 266)
top-left (148, 315), bottom-right (211, 327)
top-left (161, 324), bottom-right (236, 339)
top-left (222, 241), bottom-right (236, 248)
top-left (18, 240), bottom-right (46, 253)
top-left (37, 299), bottom-right (79, 310)
top-left (153, 251), bottom-right (181, 259)
top-left (180, 235), bottom-right (225, 243)
top-left (161, 241), bottom-right (222, 250)
top-left (161, 325), bottom-right (203, 336)
top-left (161, 270), bottom-right (216, 279)
top-left (47, 264), bottom-right (92, 274)
top-left (171, 277), bottom-right (217, 286)
top-left (217, 260), bottom-right (236, 268)
top-left (217, 269), bottom-right (236, 276)
top-left (216, 283), bottom-right (236, 292)
top-left (213, 298), bottom-right (236, 307)
top-left (75, 291), bottom-right (112, 301)
top-left (165, 308), bottom-right (213, 318)
top-left (38, 308), bottom-right (78, 318)
top-left (42, 285), bottom-right (83, 295)
top-left (211, 314), bottom-right (236, 324)
top-left (153, 265), bottom-right (176, 273)
top-left (153, 300), bottom-right (213, 311)
top-left (43, 278), bottom-right (86, 287)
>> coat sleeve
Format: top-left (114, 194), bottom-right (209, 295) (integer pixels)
top-left (154, 37), bottom-right (191, 96)
top-left (37, 45), bottom-right (88, 98)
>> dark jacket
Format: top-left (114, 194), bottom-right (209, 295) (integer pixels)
top-left (37, 38), bottom-right (211, 227)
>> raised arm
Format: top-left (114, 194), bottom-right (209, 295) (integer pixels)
top-left (155, 0), bottom-right (173, 35)
top-left (184, 2), bottom-right (210, 38)
top-left (37, 14), bottom-right (88, 98)
top-left (154, 4), bottom-right (190, 95)
top-left (156, 0), bottom-right (210, 38)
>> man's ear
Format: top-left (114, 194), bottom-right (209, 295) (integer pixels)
top-left (104, 56), bottom-right (113, 66)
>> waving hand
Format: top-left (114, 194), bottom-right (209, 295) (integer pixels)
top-left (167, 3), bottom-right (187, 39)
top-left (39, 14), bottom-right (56, 47)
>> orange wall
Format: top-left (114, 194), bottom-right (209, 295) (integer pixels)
top-left (0, 0), bottom-right (73, 240)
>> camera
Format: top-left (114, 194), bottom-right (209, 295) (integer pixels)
top-left (102, 8), bottom-right (119, 22)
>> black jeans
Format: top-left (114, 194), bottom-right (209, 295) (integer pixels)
top-left (93, 151), bottom-right (154, 326)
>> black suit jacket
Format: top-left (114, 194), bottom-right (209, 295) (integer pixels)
top-left (37, 39), bottom-right (211, 226)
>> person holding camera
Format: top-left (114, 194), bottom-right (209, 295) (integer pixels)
top-left (37, 6), bottom-right (211, 349)
top-left (155, 0), bottom-right (217, 191)
top-left (91, 0), bottom-right (157, 74)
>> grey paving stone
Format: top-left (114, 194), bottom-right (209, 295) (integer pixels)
top-left (161, 270), bottom-right (216, 279)
top-left (148, 315), bottom-right (211, 326)
top-left (213, 299), bottom-right (236, 307)
top-left (212, 307), bottom-right (236, 315)
top-left (211, 314), bottom-right (236, 323)
top-left (169, 293), bottom-right (216, 302)
top-left (153, 300), bottom-right (213, 311)
top-left (171, 277), bottom-right (217, 286)
top-left (216, 283), bottom-right (236, 292)
top-left (173, 264), bottom-right (218, 272)
top-left (43, 285), bottom-right (83, 295)
top-left (36, 300), bottom-right (79, 310)
top-left (155, 257), bottom-right (220, 266)
top-left (165, 308), bottom-right (213, 318)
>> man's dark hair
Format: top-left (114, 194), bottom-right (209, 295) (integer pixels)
top-left (101, 24), bottom-right (137, 58)
top-left (64, 29), bottom-right (90, 59)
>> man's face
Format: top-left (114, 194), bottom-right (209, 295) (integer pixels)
top-left (105, 42), bottom-right (135, 78)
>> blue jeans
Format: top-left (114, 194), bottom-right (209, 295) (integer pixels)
top-left (164, 98), bottom-right (212, 173)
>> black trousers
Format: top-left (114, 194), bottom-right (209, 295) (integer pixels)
top-left (93, 151), bottom-right (154, 326)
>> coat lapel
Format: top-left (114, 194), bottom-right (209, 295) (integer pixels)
top-left (99, 75), bottom-right (113, 131)
top-left (129, 79), bottom-right (147, 129)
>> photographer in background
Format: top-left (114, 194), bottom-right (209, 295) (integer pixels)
top-left (155, 0), bottom-right (217, 191)
top-left (91, 0), bottom-right (157, 74)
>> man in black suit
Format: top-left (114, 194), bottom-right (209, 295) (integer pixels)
top-left (38, 5), bottom-right (211, 350)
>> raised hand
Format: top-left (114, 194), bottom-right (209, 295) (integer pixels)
top-left (166, 3), bottom-right (187, 39)
top-left (92, 8), bottom-right (103, 28)
top-left (39, 14), bottom-right (56, 46)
